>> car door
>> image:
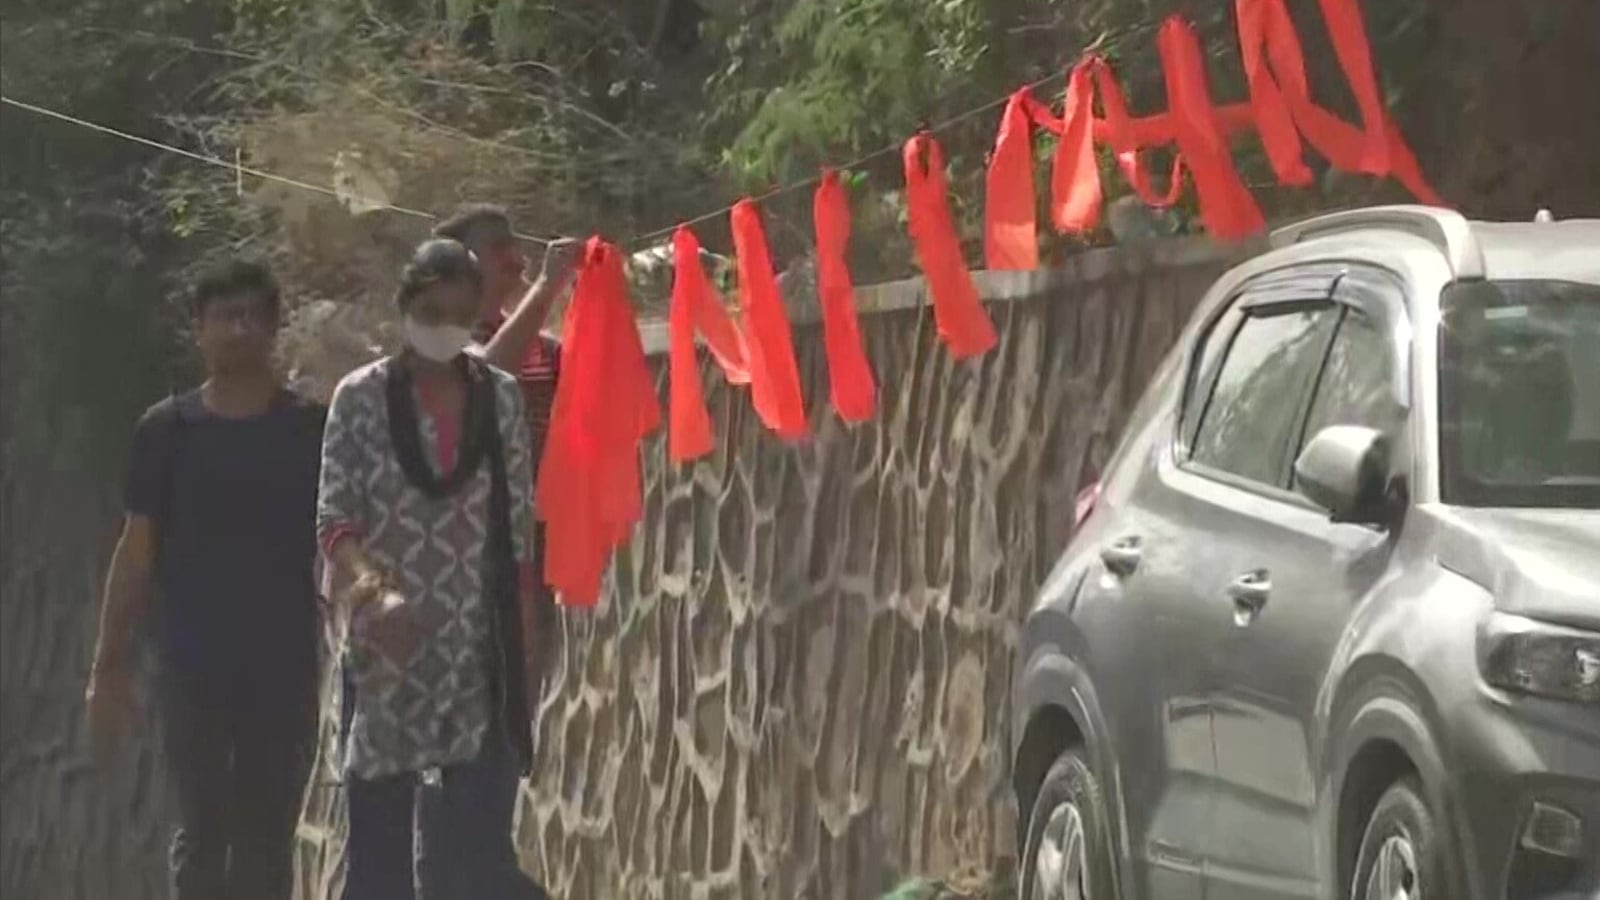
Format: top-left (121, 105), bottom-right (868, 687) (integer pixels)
top-left (1048, 348), bottom-right (1212, 900)
top-left (1035, 308), bottom-right (1242, 900)
top-left (1078, 427), bottom-right (1216, 900)
top-left (1196, 267), bottom-right (1410, 899)
top-left (1125, 264), bottom-right (1344, 894)
top-left (1090, 266), bottom-right (1343, 896)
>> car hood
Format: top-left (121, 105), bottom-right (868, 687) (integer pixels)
top-left (1430, 506), bottom-right (1600, 629)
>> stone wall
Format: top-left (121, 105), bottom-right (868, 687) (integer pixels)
top-left (3, 239), bottom-right (1247, 900)
top-left (1, 377), bottom-right (174, 899)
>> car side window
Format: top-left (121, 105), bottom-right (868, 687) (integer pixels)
top-left (1300, 309), bottom-right (1399, 446)
top-left (1190, 304), bottom-right (1338, 487)
top-left (1180, 306), bottom-right (1240, 447)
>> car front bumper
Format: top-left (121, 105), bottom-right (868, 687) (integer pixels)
top-left (1450, 688), bottom-right (1600, 899)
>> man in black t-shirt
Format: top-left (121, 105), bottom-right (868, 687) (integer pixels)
top-left (86, 260), bottom-right (325, 900)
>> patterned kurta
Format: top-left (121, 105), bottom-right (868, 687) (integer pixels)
top-left (317, 358), bottom-right (535, 779)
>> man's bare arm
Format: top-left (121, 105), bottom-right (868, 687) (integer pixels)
top-left (481, 238), bottom-right (582, 372)
top-left (90, 515), bottom-right (156, 676)
top-left (85, 515), bottom-right (157, 748)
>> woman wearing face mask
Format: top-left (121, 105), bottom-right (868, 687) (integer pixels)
top-left (318, 239), bottom-right (544, 899)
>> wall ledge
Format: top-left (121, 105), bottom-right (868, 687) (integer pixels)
top-left (635, 234), bottom-right (1259, 356)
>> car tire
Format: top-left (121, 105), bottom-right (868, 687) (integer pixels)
top-left (1019, 748), bottom-right (1117, 900)
top-left (1349, 777), bottom-right (1457, 900)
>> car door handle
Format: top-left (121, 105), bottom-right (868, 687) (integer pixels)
top-left (1100, 537), bottom-right (1143, 577)
top-left (1228, 570), bottom-right (1271, 626)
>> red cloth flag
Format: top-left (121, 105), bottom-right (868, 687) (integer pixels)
top-left (668, 232), bottom-right (714, 463)
top-left (730, 198), bottom-right (808, 439)
top-left (1023, 67), bottom-right (1185, 217)
top-left (536, 237), bottom-right (660, 606)
top-left (677, 230), bottom-right (751, 388)
top-left (1157, 16), bottom-right (1266, 239)
top-left (903, 133), bottom-right (999, 360)
top-left (669, 226), bottom-right (751, 462)
top-left (1050, 59), bottom-right (1102, 234)
top-left (985, 89), bottom-right (1040, 270)
top-left (1316, 0), bottom-right (1389, 174)
top-left (813, 170), bottom-right (877, 421)
top-left (992, 4), bottom-right (1438, 240)
top-left (1236, 0), bottom-right (1314, 186)
top-left (1238, 0), bottom-right (1442, 204)
top-left (1085, 57), bottom-right (1188, 207)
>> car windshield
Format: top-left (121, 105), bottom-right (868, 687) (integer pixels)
top-left (1439, 279), bottom-right (1600, 508)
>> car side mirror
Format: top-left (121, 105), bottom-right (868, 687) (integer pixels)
top-left (1294, 425), bottom-right (1392, 526)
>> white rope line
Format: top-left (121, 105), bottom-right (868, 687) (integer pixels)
top-left (6, 16), bottom-right (1163, 251)
top-left (0, 94), bottom-right (554, 245)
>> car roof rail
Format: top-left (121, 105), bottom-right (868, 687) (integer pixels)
top-left (1268, 205), bottom-right (1486, 279)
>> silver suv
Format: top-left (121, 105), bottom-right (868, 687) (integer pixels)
top-left (1012, 207), bottom-right (1599, 900)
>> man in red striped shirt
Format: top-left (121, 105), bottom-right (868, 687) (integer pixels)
top-left (434, 207), bottom-right (578, 459)
top-left (434, 206), bottom-right (580, 727)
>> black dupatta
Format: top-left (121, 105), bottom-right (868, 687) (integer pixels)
top-left (383, 354), bottom-right (494, 497)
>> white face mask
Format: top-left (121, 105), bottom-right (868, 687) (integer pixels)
top-left (403, 317), bottom-right (473, 363)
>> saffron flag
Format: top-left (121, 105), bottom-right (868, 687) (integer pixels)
top-left (985, 89), bottom-right (1040, 270)
top-left (1157, 17), bottom-right (1266, 239)
top-left (1005, 5), bottom-right (1437, 242)
top-left (1236, 0), bottom-right (1314, 186)
top-left (1317, 0), bottom-right (1390, 174)
top-left (536, 237), bottom-right (660, 606)
top-left (730, 198), bottom-right (808, 439)
top-left (668, 226), bottom-right (752, 461)
top-left (813, 170), bottom-right (877, 421)
top-left (1050, 59), bottom-right (1102, 234)
top-left (1003, 63), bottom-right (1183, 248)
top-left (904, 133), bottom-right (999, 359)
top-left (1086, 57), bottom-right (1188, 206)
top-left (1238, 0), bottom-right (1442, 203)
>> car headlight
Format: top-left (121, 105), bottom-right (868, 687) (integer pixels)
top-left (1478, 612), bottom-right (1600, 705)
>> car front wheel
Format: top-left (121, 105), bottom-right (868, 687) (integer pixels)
top-left (1350, 777), bottom-right (1457, 900)
top-left (1020, 749), bottom-right (1116, 900)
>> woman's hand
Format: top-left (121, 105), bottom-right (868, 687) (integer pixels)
top-left (343, 566), bottom-right (383, 612)
top-left (345, 568), bottom-right (429, 663)
top-left (353, 588), bottom-right (430, 663)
